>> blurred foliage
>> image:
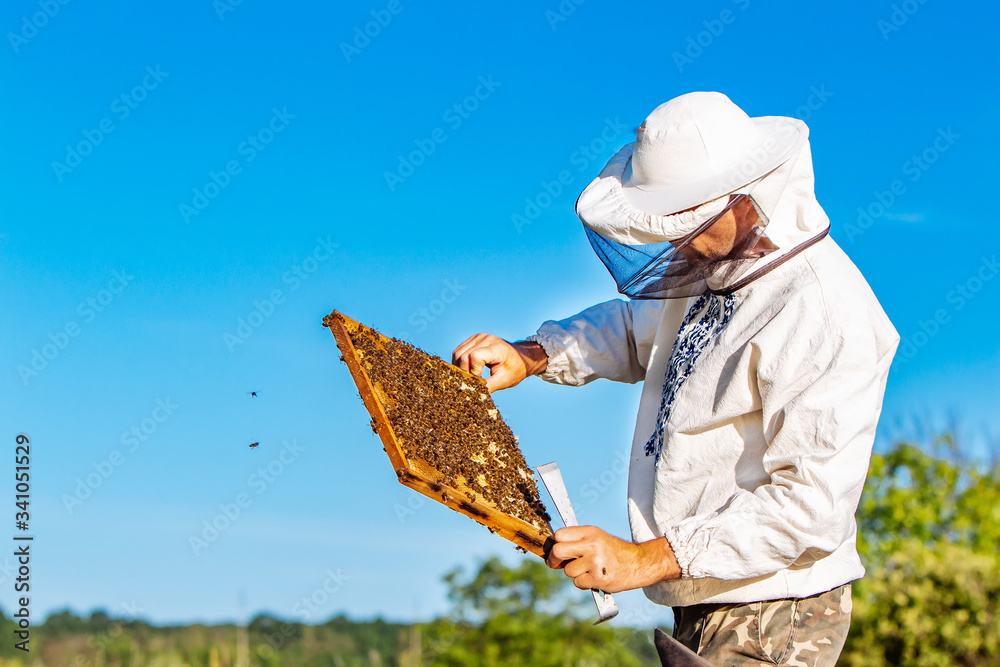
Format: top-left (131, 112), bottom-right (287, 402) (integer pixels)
top-left (1, 433), bottom-right (996, 665)
top-left (420, 556), bottom-right (658, 666)
top-left (0, 561), bottom-right (657, 666)
top-left (843, 435), bottom-right (1000, 666)
top-left (0, 609), bottom-right (410, 667)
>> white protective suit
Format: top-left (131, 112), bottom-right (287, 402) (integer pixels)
top-left (526, 139), bottom-right (899, 607)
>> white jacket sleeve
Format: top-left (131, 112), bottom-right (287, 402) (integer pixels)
top-left (663, 295), bottom-right (897, 581)
top-left (526, 299), bottom-right (665, 387)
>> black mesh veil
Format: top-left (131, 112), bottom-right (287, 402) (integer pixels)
top-left (585, 194), bottom-right (777, 299)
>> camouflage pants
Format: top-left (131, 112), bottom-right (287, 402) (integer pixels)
top-left (671, 584), bottom-right (852, 666)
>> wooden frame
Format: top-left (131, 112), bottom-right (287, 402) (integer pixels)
top-left (323, 310), bottom-right (554, 558)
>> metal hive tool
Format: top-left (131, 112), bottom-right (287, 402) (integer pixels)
top-left (536, 462), bottom-right (620, 625)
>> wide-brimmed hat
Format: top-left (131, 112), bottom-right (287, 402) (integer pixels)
top-left (576, 92), bottom-right (807, 243)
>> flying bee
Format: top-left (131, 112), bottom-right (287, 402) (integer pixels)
top-left (249, 442), bottom-right (260, 449)
top-left (247, 391), bottom-right (258, 397)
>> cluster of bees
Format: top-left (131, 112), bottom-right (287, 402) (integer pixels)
top-left (346, 322), bottom-right (550, 531)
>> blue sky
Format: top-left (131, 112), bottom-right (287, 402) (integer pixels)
top-left (1, 0), bottom-right (997, 629)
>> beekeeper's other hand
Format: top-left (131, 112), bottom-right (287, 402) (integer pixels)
top-left (452, 334), bottom-right (547, 392)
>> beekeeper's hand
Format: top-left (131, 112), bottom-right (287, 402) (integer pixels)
top-left (545, 526), bottom-right (682, 593)
top-left (452, 334), bottom-right (547, 392)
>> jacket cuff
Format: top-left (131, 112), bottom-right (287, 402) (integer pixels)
top-left (663, 517), bottom-right (718, 579)
top-left (524, 328), bottom-right (570, 384)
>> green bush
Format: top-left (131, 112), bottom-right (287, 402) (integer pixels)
top-left (843, 437), bottom-right (1000, 666)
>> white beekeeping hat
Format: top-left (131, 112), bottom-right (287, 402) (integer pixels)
top-left (575, 92), bottom-right (829, 298)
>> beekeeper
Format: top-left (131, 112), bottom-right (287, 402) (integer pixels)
top-left (453, 91), bottom-right (899, 665)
